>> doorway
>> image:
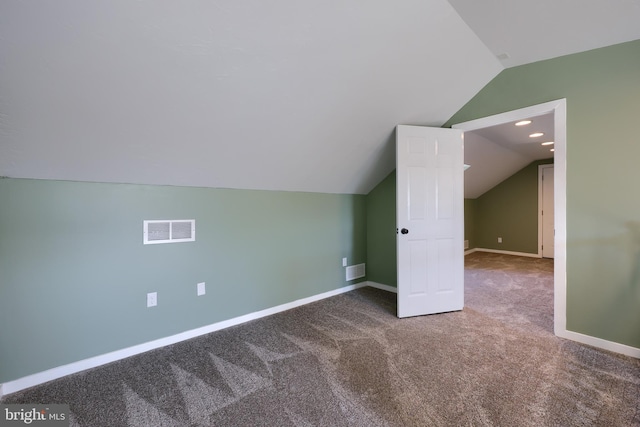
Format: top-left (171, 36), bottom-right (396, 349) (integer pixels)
top-left (452, 99), bottom-right (567, 337)
top-left (539, 164), bottom-right (555, 258)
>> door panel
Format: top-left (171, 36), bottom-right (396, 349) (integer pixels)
top-left (397, 125), bottom-right (464, 318)
top-left (409, 240), bottom-right (428, 295)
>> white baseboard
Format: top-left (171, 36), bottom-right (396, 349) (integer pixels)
top-left (469, 248), bottom-right (541, 258)
top-left (366, 281), bottom-right (398, 293)
top-left (556, 329), bottom-right (640, 359)
top-left (4, 280), bottom-right (637, 398)
top-left (367, 281), bottom-right (398, 294)
top-left (365, 281), bottom-right (638, 359)
top-left (1, 282), bottom-right (368, 396)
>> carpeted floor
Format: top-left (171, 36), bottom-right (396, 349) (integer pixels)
top-left (3, 252), bottom-right (639, 426)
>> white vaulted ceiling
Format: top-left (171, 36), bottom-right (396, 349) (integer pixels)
top-left (0, 1), bottom-right (500, 194)
top-left (447, 0), bottom-right (640, 68)
top-left (463, 113), bottom-right (555, 199)
top-left (1, 1), bottom-right (639, 194)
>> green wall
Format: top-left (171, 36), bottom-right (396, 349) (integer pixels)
top-left (446, 39), bottom-right (640, 348)
top-left (464, 198), bottom-right (477, 250)
top-left (4, 39), bottom-right (640, 386)
top-left (475, 159), bottom-right (553, 253)
top-left (365, 171), bottom-right (396, 287)
top-left (0, 178), bottom-right (366, 383)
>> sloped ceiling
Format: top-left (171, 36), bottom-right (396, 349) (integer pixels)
top-left (3, 2), bottom-right (639, 196)
top-left (0, 0), bottom-right (501, 194)
top-left (449, 0), bottom-right (640, 198)
top-left (463, 113), bottom-right (554, 199)
top-left (448, 0), bottom-right (640, 68)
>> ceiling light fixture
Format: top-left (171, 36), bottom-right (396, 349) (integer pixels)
top-left (515, 120), bottom-right (532, 126)
top-left (541, 141), bottom-right (554, 146)
top-left (550, 148), bottom-right (555, 152)
top-left (529, 132), bottom-right (544, 138)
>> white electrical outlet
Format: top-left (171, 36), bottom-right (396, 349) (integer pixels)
top-left (197, 282), bottom-right (206, 296)
top-left (147, 292), bottom-right (157, 307)
top-left (498, 237), bottom-right (503, 243)
top-left (342, 257), bottom-right (347, 267)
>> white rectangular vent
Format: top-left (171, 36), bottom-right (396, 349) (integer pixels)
top-left (143, 219), bottom-right (195, 245)
top-left (346, 263), bottom-right (366, 281)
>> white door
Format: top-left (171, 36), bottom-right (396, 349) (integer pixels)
top-left (541, 165), bottom-right (555, 258)
top-left (396, 125), bottom-right (464, 318)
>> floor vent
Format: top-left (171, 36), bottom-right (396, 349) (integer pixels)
top-left (144, 219), bottom-right (195, 245)
top-left (346, 263), bottom-right (366, 281)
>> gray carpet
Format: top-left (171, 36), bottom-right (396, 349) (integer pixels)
top-left (3, 252), bottom-right (639, 426)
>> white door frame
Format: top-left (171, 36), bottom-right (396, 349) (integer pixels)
top-left (452, 99), bottom-right (567, 338)
top-left (538, 164), bottom-right (555, 258)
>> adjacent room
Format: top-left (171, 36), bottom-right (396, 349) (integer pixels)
top-left (1, 1), bottom-right (639, 425)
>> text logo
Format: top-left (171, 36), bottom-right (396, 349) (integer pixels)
top-left (0, 405), bottom-right (69, 426)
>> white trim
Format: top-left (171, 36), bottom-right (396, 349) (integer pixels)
top-left (3, 276), bottom-right (637, 397)
top-left (464, 248), bottom-right (477, 256)
top-left (453, 99), bottom-right (568, 342)
top-left (537, 165), bottom-right (545, 257)
top-left (366, 281), bottom-right (398, 293)
top-left (557, 330), bottom-right (640, 359)
top-left (538, 164), bottom-right (555, 258)
top-left (365, 266), bottom-right (639, 359)
top-left (1, 282), bottom-right (367, 396)
top-left (472, 248), bottom-right (540, 258)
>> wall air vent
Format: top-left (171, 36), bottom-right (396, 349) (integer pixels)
top-left (143, 219), bottom-right (195, 245)
top-left (346, 263), bottom-right (366, 281)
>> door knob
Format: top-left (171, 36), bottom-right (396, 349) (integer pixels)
top-left (401, 228), bottom-right (409, 234)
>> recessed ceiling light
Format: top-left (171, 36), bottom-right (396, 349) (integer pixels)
top-left (550, 148), bottom-right (555, 152)
top-left (515, 120), bottom-right (532, 126)
top-left (541, 141), bottom-right (554, 146)
top-left (529, 132), bottom-right (544, 138)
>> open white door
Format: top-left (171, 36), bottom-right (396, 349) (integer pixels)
top-left (396, 125), bottom-right (464, 318)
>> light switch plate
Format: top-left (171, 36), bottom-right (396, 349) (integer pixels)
top-left (342, 257), bottom-right (347, 267)
top-left (197, 282), bottom-right (206, 296)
